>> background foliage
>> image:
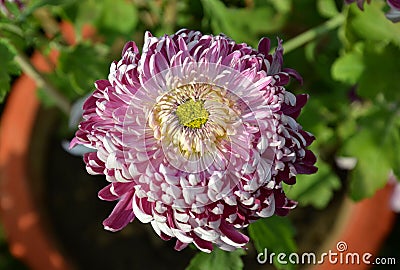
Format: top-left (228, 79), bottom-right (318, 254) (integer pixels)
top-left (1, 0), bottom-right (399, 269)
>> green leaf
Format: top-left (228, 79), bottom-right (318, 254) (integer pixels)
top-left (98, 0), bottom-right (138, 35)
top-left (331, 43), bottom-right (364, 85)
top-left (58, 42), bottom-right (108, 95)
top-left (346, 132), bottom-right (391, 201)
top-left (22, 0), bottom-right (77, 20)
top-left (332, 41), bottom-right (400, 101)
top-left (357, 44), bottom-right (400, 100)
top-left (0, 39), bottom-right (20, 103)
top-left (248, 216), bottom-right (297, 270)
top-left (60, 0), bottom-right (103, 40)
top-left (1, 0), bottom-right (22, 17)
top-left (201, 0), bottom-right (289, 46)
top-left (317, 0), bottom-right (339, 18)
top-left (186, 248), bottom-right (245, 270)
top-left (350, 1), bottom-right (400, 47)
top-left (62, 0), bottom-right (138, 42)
top-left (342, 105), bottom-right (399, 200)
top-left (284, 160), bottom-right (341, 209)
top-left (268, 0), bottom-right (292, 14)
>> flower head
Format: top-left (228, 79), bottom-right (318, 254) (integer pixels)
top-left (71, 29), bottom-right (317, 252)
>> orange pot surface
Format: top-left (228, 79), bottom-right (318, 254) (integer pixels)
top-left (0, 52), bottom-right (73, 270)
top-left (0, 21), bottom-right (95, 270)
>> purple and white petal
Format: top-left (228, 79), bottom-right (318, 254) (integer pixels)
top-left (72, 29), bottom-right (317, 252)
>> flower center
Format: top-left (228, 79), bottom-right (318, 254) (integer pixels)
top-left (175, 99), bottom-right (209, 129)
top-left (148, 83), bottom-right (242, 170)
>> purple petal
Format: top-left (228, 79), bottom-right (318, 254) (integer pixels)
top-left (103, 192), bottom-right (135, 232)
top-left (258, 37), bottom-right (271, 56)
top-left (219, 220), bottom-right (249, 245)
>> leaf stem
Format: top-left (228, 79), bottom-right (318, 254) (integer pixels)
top-left (282, 14), bottom-right (345, 54)
top-left (0, 22), bottom-right (24, 37)
top-left (14, 51), bottom-right (71, 114)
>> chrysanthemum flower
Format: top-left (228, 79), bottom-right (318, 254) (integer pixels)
top-left (71, 29), bottom-right (317, 252)
top-left (386, 0), bottom-right (400, 22)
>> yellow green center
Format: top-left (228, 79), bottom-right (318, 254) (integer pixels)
top-left (176, 99), bottom-right (209, 129)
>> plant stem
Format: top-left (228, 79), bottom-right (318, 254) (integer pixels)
top-left (0, 22), bottom-right (24, 37)
top-left (14, 52), bottom-right (71, 115)
top-left (282, 14), bottom-right (345, 54)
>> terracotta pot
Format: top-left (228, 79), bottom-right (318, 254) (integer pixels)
top-left (0, 21), bottom-right (95, 270)
top-left (310, 183), bottom-right (396, 270)
top-left (0, 52), bottom-right (74, 270)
